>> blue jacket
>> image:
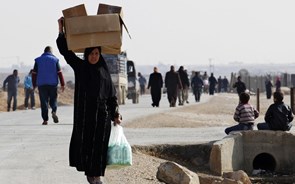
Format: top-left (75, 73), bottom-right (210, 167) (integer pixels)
top-left (34, 52), bottom-right (61, 86)
top-left (138, 76), bottom-right (146, 86)
top-left (24, 74), bottom-right (33, 89)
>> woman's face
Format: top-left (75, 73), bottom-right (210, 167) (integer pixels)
top-left (88, 48), bottom-right (100, 64)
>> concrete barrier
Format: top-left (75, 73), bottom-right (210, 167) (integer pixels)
top-left (209, 131), bottom-right (295, 175)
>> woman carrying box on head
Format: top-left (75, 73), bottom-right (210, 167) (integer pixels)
top-left (56, 17), bottom-right (122, 184)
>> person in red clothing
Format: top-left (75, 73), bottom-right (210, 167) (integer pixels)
top-left (32, 46), bottom-right (65, 125)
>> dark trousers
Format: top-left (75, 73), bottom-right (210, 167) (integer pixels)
top-left (225, 123), bottom-right (254, 135)
top-left (193, 88), bottom-right (202, 102)
top-left (151, 88), bottom-right (161, 107)
top-left (24, 88), bottom-right (35, 108)
top-left (257, 122), bottom-right (292, 131)
top-left (140, 85), bottom-right (145, 95)
top-left (209, 85), bottom-right (215, 95)
top-left (7, 90), bottom-right (17, 111)
top-left (257, 122), bottom-right (271, 130)
top-left (167, 89), bottom-right (177, 107)
top-left (38, 85), bottom-right (58, 121)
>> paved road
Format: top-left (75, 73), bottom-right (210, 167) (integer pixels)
top-left (0, 93), bottom-right (226, 184)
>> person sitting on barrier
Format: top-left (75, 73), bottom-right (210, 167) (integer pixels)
top-left (225, 92), bottom-right (259, 135)
top-left (257, 91), bottom-right (294, 131)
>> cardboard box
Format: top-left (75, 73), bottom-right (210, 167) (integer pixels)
top-left (98, 3), bottom-right (131, 39)
top-left (62, 4), bottom-right (87, 18)
top-left (97, 3), bottom-right (123, 17)
top-left (62, 4), bottom-right (128, 54)
top-left (65, 14), bottom-right (122, 53)
top-left (97, 4), bottom-right (131, 54)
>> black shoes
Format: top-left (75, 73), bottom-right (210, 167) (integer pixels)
top-left (42, 112), bottom-right (58, 125)
top-left (87, 176), bottom-right (103, 184)
top-left (52, 112), bottom-right (59, 123)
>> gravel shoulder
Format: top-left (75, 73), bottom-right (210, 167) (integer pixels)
top-left (105, 92), bottom-right (290, 183)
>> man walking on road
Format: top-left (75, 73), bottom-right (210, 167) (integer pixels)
top-left (147, 67), bottom-right (163, 107)
top-left (2, 69), bottom-right (20, 111)
top-left (138, 72), bottom-right (147, 95)
top-left (191, 71), bottom-right (203, 102)
top-left (233, 76), bottom-right (246, 96)
top-left (165, 65), bottom-right (182, 107)
top-left (32, 46), bottom-right (65, 125)
top-left (177, 66), bottom-right (190, 105)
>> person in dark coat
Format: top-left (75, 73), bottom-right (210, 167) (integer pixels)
top-left (57, 17), bottom-right (121, 184)
top-left (275, 76), bottom-right (281, 92)
top-left (191, 71), bottom-right (203, 102)
top-left (217, 76), bottom-right (222, 93)
top-left (177, 66), bottom-right (190, 105)
top-left (2, 69), bottom-right (20, 111)
top-left (208, 73), bottom-right (217, 95)
top-left (233, 76), bottom-right (246, 96)
top-left (138, 72), bottom-right (147, 95)
top-left (164, 65), bottom-right (182, 107)
top-left (257, 91), bottom-right (294, 131)
top-left (265, 78), bottom-right (273, 99)
top-left (222, 76), bottom-right (229, 93)
top-left (147, 67), bottom-right (163, 107)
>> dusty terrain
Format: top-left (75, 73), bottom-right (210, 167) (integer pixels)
top-left (0, 87), bottom-right (290, 183)
top-left (105, 92), bottom-right (281, 184)
top-left (0, 86), bottom-right (74, 112)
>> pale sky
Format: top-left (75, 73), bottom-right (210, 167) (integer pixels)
top-left (1, 0), bottom-right (295, 68)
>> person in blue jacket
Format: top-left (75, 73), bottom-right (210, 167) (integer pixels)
top-left (23, 69), bottom-right (35, 110)
top-left (32, 46), bottom-right (65, 125)
top-left (3, 69), bottom-right (20, 111)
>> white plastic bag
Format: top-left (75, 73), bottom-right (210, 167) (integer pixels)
top-left (107, 123), bottom-right (132, 168)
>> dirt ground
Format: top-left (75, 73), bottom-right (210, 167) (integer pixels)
top-left (0, 86), bottom-right (74, 112)
top-left (105, 91), bottom-right (291, 184)
top-left (0, 87), bottom-right (291, 183)
top-left (124, 91), bottom-right (278, 129)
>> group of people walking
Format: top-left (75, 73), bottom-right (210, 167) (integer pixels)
top-left (143, 70), bottom-right (294, 135)
top-left (146, 67), bottom-right (231, 108)
top-left (2, 46), bottom-right (65, 126)
top-left (2, 68), bottom-right (36, 111)
top-left (147, 65), bottom-right (191, 108)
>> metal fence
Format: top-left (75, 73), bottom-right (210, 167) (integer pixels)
top-left (229, 72), bottom-right (295, 94)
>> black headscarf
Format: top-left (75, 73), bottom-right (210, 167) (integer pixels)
top-left (84, 46), bottom-right (109, 73)
top-left (83, 47), bottom-right (116, 99)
